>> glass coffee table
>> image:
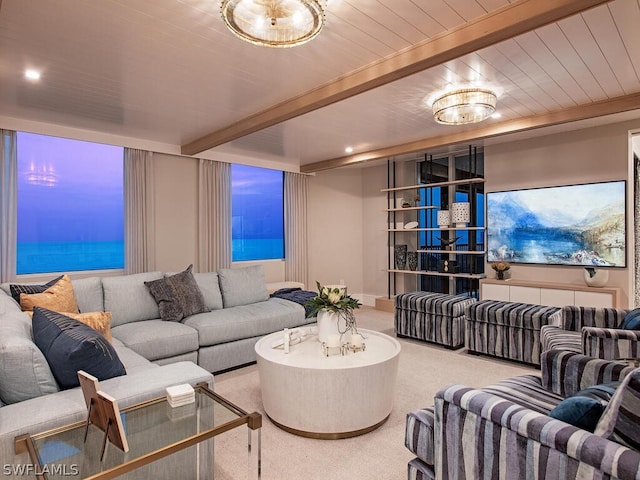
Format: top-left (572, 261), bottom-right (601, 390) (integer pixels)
top-left (14, 383), bottom-right (261, 480)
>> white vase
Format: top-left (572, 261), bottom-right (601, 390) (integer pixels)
top-left (584, 268), bottom-right (609, 287)
top-left (316, 309), bottom-right (343, 343)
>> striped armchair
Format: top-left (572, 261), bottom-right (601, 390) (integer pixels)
top-left (541, 305), bottom-right (640, 360)
top-left (406, 349), bottom-right (638, 480)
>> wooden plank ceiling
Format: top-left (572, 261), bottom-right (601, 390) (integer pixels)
top-left (0, 0), bottom-right (639, 172)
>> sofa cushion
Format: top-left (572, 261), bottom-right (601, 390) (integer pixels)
top-left (619, 308), bottom-right (640, 330)
top-left (594, 368), bottom-right (640, 451)
top-left (111, 339), bottom-right (155, 374)
top-left (145, 265), bottom-right (208, 322)
top-left (111, 320), bottom-right (199, 362)
top-left (8, 275), bottom-right (63, 303)
top-left (102, 272), bottom-right (163, 326)
top-left (217, 265), bottom-right (268, 308)
top-left (32, 307), bottom-right (126, 390)
top-left (193, 272), bottom-right (223, 310)
top-left (0, 311), bottom-right (59, 404)
top-left (184, 297), bottom-right (305, 346)
top-left (71, 277), bottom-right (104, 313)
top-left (19, 275), bottom-right (79, 314)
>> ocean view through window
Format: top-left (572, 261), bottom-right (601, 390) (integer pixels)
top-left (232, 164), bottom-right (284, 261)
top-left (17, 132), bottom-right (124, 274)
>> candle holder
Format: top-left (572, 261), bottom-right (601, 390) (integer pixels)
top-left (346, 342), bottom-right (366, 354)
top-left (321, 342), bottom-right (346, 356)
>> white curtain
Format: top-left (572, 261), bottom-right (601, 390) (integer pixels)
top-left (284, 171), bottom-right (309, 287)
top-left (635, 153), bottom-right (640, 307)
top-left (124, 148), bottom-right (156, 274)
top-left (0, 130), bottom-right (17, 283)
top-left (197, 159), bottom-right (231, 272)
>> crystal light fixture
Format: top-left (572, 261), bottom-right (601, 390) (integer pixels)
top-left (221, 0), bottom-right (326, 48)
top-left (432, 88), bottom-right (497, 125)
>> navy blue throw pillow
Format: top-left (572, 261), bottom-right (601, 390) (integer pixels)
top-left (549, 382), bottom-right (619, 432)
top-left (549, 397), bottom-right (605, 432)
top-left (619, 308), bottom-right (640, 330)
top-left (32, 307), bottom-right (126, 390)
top-left (9, 275), bottom-right (63, 304)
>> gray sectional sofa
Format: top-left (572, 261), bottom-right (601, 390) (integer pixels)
top-left (0, 264), bottom-right (313, 478)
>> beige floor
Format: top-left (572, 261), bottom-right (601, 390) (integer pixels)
top-left (211, 307), bottom-right (535, 480)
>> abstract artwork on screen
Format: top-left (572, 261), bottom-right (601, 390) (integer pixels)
top-left (487, 181), bottom-right (626, 267)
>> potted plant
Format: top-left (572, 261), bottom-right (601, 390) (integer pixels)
top-left (491, 261), bottom-right (510, 280)
top-left (305, 282), bottom-right (361, 343)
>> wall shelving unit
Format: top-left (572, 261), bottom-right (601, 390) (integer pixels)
top-left (384, 150), bottom-right (486, 298)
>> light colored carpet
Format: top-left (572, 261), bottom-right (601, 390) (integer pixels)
top-left (212, 307), bottom-right (535, 480)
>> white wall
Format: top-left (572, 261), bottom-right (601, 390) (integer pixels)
top-left (307, 168), bottom-right (365, 296)
top-left (484, 119), bottom-right (640, 307)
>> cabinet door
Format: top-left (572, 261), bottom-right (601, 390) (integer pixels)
top-left (509, 286), bottom-right (541, 304)
top-left (481, 283), bottom-right (510, 301)
top-left (540, 288), bottom-right (574, 307)
top-left (575, 291), bottom-right (613, 308)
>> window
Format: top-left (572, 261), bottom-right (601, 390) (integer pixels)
top-left (231, 164), bottom-right (284, 261)
top-left (16, 132), bottom-right (124, 274)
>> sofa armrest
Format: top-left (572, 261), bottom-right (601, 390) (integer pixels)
top-left (559, 305), bottom-right (628, 330)
top-left (541, 349), bottom-right (633, 397)
top-left (1, 362), bottom-right (213, 470)
top-left (582, 327), bottom-right (640, 360)
top-left (434, 384), bottom-right (640, 480)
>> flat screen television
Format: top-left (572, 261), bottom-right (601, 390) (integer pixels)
top-left (486, 180), bottom-right (626, 267)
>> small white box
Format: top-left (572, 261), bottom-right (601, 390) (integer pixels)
top-left (166, 384), bottom-right (195, 408)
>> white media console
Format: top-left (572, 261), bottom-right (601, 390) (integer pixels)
top-left (480, 278), bottom-right (621, 308)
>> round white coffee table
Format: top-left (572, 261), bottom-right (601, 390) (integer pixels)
top-left (255, 328), bottom-right (401, 439)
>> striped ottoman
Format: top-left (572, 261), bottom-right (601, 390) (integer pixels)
top-left (395, 292), bottom-right (477, 349)
top-left (465, 300), bottom-right (560, 365)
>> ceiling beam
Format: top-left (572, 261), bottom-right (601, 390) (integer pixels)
top-left (300, 92), bottom-right (640, 173)
top-left (181, 0), bottom-right (611, 156)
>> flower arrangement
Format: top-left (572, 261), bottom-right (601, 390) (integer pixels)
top-left (305, 282), bottom-right (361, 318)
top-left (491, 261), bottom-right (510, 280)
top-left (491, 262), bottom-right (510, 272)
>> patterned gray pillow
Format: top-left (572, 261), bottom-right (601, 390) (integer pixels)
top-left (144, 265), bottom-right (208, 322)
top-left (594, 368), bottom-right (640, 451)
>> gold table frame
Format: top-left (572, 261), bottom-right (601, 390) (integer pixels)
top-left (14, 383), bottom-right (262, 480)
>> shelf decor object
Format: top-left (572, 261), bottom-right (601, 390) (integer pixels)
top-left (221, 0), bottom-right (326, 48)
top-left (584, 267), bottom-right (609, 288)
top-left (450, 202), bottom-right (470, 227)
top-left (432, 88), bottom-right (497, 125)
top-left (437, 210), bottom-right (450, 227)
top-left (407, 252), bottom-right (418, 271)
top-left (394, 244), bottom-right (408, 270)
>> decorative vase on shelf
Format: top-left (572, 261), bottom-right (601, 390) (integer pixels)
top-left (584, 267), bottom-right (609, 287)
top-left (407, 251), bottom-right (418, 271)
top-left (496, 271), bottom-right (505, 280)
top-left (316, 309), bottom-right (344, 344)
top-left (394, 244), bottom-right (408, 270)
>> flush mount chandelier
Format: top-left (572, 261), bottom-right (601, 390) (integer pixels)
top-left (221, 0), bottom-right (326, 48)
top-left (432, 88), bottom-right (497, 125)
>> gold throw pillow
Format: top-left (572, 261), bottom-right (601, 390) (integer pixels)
top-left (19, 274), bottom-right (79, 314)
top-left (60, 311), bottom-right (113, 343)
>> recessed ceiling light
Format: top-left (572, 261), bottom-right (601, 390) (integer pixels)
top-left (491, 112), bottom-right (502, 119)
top-left (345, 147), bottom-right (354, 154)
top-left (24, 69), bottom-right (41, 81)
